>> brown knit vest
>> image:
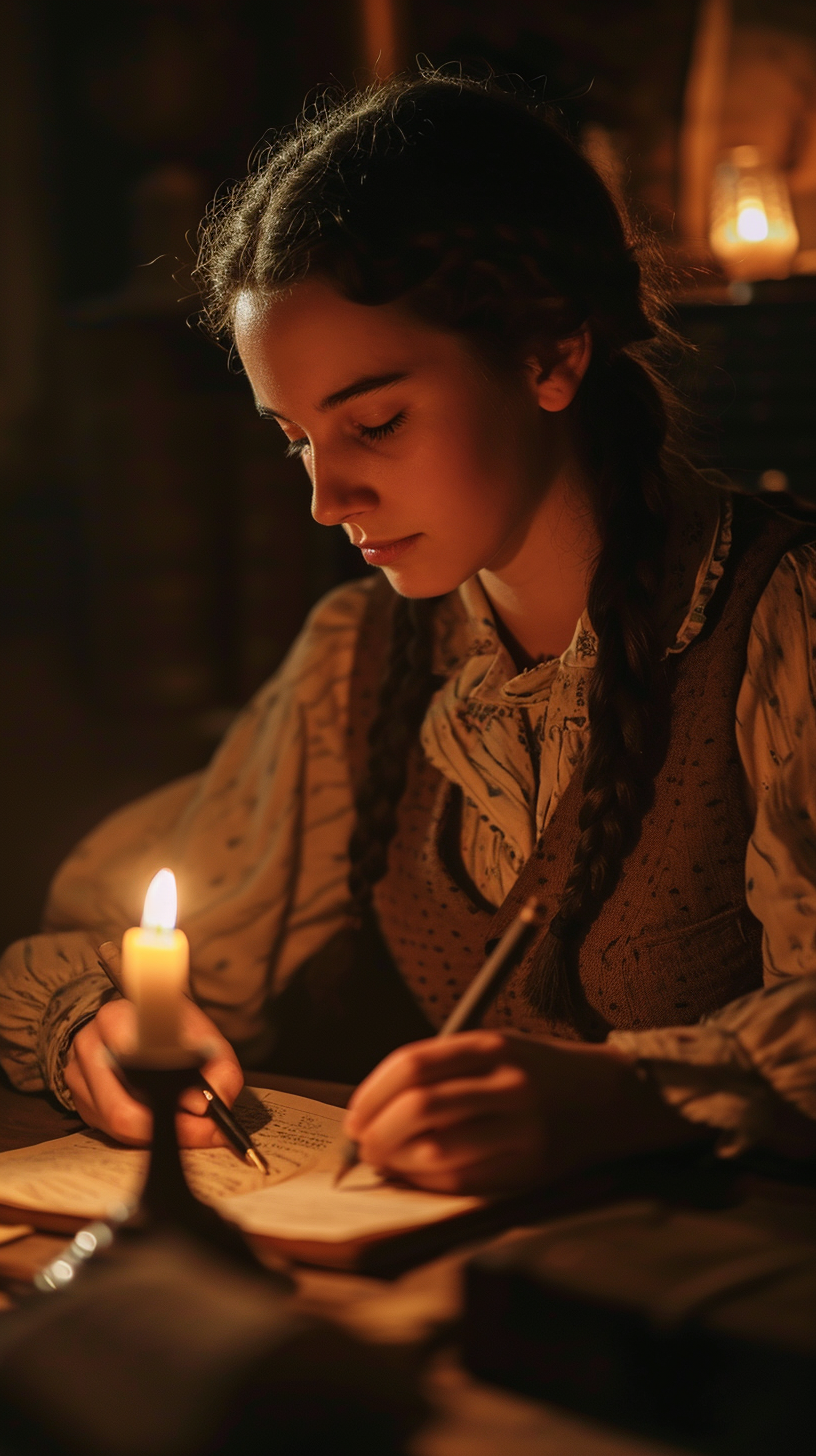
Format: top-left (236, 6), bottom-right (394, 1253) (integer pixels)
top-left (349, 497), bottom-right (815, 1044)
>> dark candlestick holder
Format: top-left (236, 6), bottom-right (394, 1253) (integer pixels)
top-left (114, 1050), bottom-right (290, 1284)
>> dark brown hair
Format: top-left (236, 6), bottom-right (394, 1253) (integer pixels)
top-left (197, 73), bottom-right (688, 1027)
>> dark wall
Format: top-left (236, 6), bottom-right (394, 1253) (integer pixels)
top-left (0, 0), bottom-right (366, 946)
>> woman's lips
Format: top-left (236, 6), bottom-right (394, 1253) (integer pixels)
top-left (358, 533), bottom-right (421, 567)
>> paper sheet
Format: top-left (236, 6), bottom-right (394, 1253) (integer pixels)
top-left (222, 1166), bottom-right (479, 1243)
top-left (0, 1085), bottom-right (479, 1243)
top-left (0, 1087), bottom-right (346, 1220)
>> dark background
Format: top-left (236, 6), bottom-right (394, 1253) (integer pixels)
top-left (1, 0), bottom-right (814, 950)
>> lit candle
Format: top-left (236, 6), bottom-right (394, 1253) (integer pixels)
top-left (121, 869), bottom-right (189, 1052)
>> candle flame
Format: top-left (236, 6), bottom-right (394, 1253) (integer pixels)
top-left (141, 869), bottom-right (177, 932)
top-left (736, 203), bottom-right (769, 243)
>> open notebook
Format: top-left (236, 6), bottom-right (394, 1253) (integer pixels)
top-left (0, 1086), bottom-right (510, 1274)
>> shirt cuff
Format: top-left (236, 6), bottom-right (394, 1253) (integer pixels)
top-left (39, 971), bottom-right (118, 1111)
top-left (608, 974), bottom-right (816, 1158)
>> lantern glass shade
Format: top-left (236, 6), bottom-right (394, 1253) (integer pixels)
top-left (709, 147), bottom-right (800, 281)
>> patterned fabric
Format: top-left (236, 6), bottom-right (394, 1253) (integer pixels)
top-left (422, 487), bottom-right (732, 905)
top-left (611, 975), bottom-right (816, 1154)
top-left (1, 491), bottom-right (815, 1156)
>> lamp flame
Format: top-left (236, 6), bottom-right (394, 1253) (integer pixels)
top-left (141, 869), bottom-right (177, 932)
top-left (736, 204), bottom-right (768, 243)
top-left (709, 148), bottom-right (799, 280)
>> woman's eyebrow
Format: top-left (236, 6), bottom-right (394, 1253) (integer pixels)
top-left (319, 370), bottom-right (409, 410)
top-left (254, 370), bottom-right (409, 423)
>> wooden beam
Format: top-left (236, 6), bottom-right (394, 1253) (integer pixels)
top-left (678, 0), bottom-right (733, 251)
top-left (359, 0), bottom-right (402, 78)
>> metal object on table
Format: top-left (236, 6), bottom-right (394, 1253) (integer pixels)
top-left (34, 1221), bottom-right (117, 1292)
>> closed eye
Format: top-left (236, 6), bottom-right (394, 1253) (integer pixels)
top-left (283, 409), bottom-right (407, 459)
top-left (358, 409), bottom-right (407, 442)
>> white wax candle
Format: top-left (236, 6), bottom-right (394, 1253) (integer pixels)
top-left (121, 869), bottom-right (189, 1051)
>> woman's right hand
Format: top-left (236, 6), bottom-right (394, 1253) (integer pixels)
top-left (64, 997), bottom-right (244, 1148)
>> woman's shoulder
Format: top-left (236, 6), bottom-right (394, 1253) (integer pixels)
top-left (754, 536), bottom-right (816, 629)
top-left (745, 536), bottom-right (816, 706)
top-left (301, 573), bottom-right (382, 635)
top-left (785, 535), bottom-right (816, 581)
top-left (274, 576), bottom-right (381, 683)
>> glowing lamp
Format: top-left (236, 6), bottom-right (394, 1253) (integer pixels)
top-left (709, 147), bottom-right (799, 281)
top-left (121, 869), bottom-right (189, 1051)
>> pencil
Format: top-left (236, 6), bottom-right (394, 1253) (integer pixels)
top-left (96, 943), bottom-right (269, 1174)
top-left (333, 895), bottom-right (540, 1185)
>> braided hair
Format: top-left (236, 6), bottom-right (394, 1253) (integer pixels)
top-left (346, 595), bottom-right (441, 920)
top-left (197, 73), bottom-right (692, 1025)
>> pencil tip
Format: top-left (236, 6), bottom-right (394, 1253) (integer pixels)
top-left (246, 1148), bottom-right (269, 1175)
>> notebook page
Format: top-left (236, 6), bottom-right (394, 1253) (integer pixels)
top-left (221, 1166), bottom-right (480, 1242)
top-left (0, 1086), bottom-right (345, 1219)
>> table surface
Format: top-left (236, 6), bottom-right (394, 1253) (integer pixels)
top-left (0, 1070), bottom-right (705, 1456)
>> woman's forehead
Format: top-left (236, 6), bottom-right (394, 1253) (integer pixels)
top-left (232, 278), bottom-right (473, 409)
top-left (235, 277), bottom-right (431, 345)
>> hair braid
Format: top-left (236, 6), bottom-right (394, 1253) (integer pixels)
top-left (347, 596), bottom-right (442, 917)
top-left (523, 352), bottom-right (671, 1028)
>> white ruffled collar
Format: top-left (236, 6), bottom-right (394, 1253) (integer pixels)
top-left (432, 489), bottom-right (732, 706)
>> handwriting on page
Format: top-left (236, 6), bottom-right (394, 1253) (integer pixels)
top-left (0, 1130), bottom-right (146, 1218)
top-left (186, 1088), bottom-right (345, 1200)
top-left (0, 1086), bottom-right (346, 1219)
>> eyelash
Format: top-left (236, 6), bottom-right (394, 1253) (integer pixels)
top-left (284, 410), bottom-right (407, 459)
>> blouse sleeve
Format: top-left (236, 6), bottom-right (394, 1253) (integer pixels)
top-left (0, 579), bottom-right (371, 1107)
top-left (608, 543), bottom-right (816, 1157)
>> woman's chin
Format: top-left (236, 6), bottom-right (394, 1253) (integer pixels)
top-left (382, 561), bottom-right (466, 598)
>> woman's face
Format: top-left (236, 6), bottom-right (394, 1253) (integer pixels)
top-left (233, 277), bottom-right (576, 599)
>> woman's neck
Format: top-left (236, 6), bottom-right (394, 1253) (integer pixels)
top-left (478, 462), bottom-right (600, 667)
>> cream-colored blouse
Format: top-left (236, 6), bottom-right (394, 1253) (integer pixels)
top-left (1, 490), bottom-right (815, 1156)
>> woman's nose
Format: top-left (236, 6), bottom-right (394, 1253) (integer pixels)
top-left (309, 454), bottom-right (378, 527)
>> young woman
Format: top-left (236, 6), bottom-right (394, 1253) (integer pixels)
top-left (2, 75), bottom-right (816, 1192)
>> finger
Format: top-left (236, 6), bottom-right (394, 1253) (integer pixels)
top-left (70, 1031), bottom-right (152, 1144)
top-left (174, 1110), bottom-right (230, 1149)
top-left (393, 1141), bottom-right (536, 1195)
top-left (177, 1051), bottom-right (244, 1117)
top-left (357, 1064), bottom-right (530, 1165)
top-left (346, 1032), bottom-right (507, 1135)
top-left (90, 997), bottom-right (142, 1067)
top-left (378, 1115), bottom-right (536, 1194)
top-left (63, 1053), bottom-right (95, 1124)
top-left (98, 940), bottom-right (123, 983)
top-left (165, 995), bottom-right (243, 1114)
top-left (201, 1050), bottom-right (243, 1097)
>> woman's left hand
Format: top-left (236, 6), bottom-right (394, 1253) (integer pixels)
top-left (343, 1029), bottom-right (704, 1195)
top-left (343, 1031), bottom-right (545, 1193)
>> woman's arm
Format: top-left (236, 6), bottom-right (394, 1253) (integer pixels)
top-left (607, 543), bottom-right (816, 1159)
top-left (344, 999), bottom-right (816, 1196)
top-left (0, 578), bottom-right (374, 1112)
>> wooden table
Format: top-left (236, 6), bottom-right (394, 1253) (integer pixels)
top-left (0, 1070), bottom-right (695, 1456)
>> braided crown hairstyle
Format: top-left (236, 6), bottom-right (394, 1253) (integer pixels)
top-left (197, 73), bottom-right (686, 1027)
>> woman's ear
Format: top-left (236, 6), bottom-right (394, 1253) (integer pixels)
top-left (526, 330), bottom-right (592, 412)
